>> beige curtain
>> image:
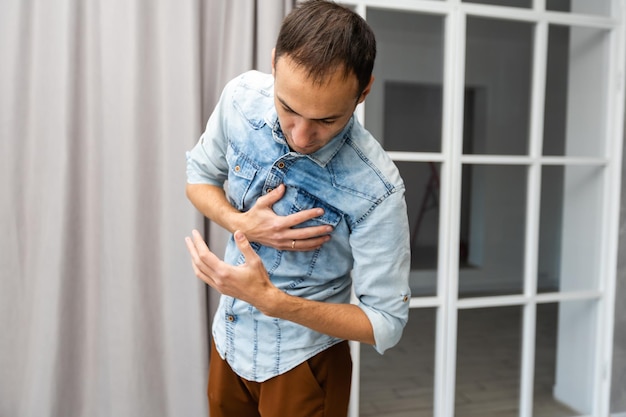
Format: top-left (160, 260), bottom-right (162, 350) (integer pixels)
top-left (201, 0), bottom-right (293, 327)
top-left (0, 1), bottom-right (291, 416)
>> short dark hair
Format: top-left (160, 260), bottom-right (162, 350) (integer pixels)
top-left (274, 0), bottom-right (376, 96)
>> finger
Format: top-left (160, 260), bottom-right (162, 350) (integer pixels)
top-left (286, 224), bottom-right (334, 241)
top-left (287, 235), bottom-right (331, 251)
top-left (233, 230), bottom-right (266, 270)
top-left (283, 207), bottom-right (326, 228)
top-left (256, 183), bottom-right (286, 208)
top-left (233, 230), bottom-right (257, 261)
top-left (188, 229), bottom-right (222, 275)
top-left (184, 235), bottom-right (199, 257)
top-left (190, 229), bottom-right (209, 250)
top-left (185, 235), bottom-right (215, 284)
top-left (191, 229), bottom-right (209, 249)
top-left (184, 233), bottom-right (204, 265)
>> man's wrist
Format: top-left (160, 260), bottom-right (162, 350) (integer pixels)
top-left (256, 287), bottom-right (289, 318)
top-left (224, 209), bottom-right (245, 235)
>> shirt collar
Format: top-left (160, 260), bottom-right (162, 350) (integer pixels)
top-left (266, 108), bottom-right (353, 168)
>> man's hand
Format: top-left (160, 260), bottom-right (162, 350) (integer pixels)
top-left (186, 183), bottom-right (333, 252)
top-left (184, 229), bottom-right (375, 344)
top-left (185, 229), bottom-right (282, 312)
top-left (237, 184), bottom-right (333, 251)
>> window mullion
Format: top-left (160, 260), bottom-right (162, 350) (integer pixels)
top-left (440, 7), bottom-right (465, 417)
top-left (519, 16), bottom-right (549, 417)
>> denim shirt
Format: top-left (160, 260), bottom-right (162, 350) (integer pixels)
top-left (186, 71), bottom-right (411, 382)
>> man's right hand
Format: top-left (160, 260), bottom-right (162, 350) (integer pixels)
top-left (186, 182), bottom-right (333, 252)
top-left (238, 184), bottom-right (333, 251)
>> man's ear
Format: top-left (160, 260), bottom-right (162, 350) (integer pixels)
top-left (271, 48), bottom-right (276, 76)
top-left (357, 76), bottom-right (375, 104)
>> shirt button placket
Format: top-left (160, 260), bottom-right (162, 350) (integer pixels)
top-left (264, 157), bottom-right (290, 194)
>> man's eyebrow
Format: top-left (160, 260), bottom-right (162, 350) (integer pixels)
top-left (277, 96), bottom-right (299, 115)
top-left (276, 95), bottom-right (341, 121)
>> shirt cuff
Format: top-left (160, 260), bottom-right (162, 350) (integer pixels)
top-left (358, 301), bottom-right (408, 354)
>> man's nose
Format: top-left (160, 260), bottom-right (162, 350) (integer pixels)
top-left (291, 118), bottom-right (315, 144)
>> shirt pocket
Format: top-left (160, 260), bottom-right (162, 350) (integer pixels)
top-left (268, 187), bottom-right (346, 288)
top-left (290, 188), bottom-right (343, 229)
top-left (226, 145), bottom-right (260, 211)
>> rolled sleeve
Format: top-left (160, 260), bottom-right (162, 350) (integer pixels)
top-left (185, 135), bottom-right (227, 186)
top-left (186, 80), bottom-right (235, 186)
top-left (350, 188), bottom-right (411, 354)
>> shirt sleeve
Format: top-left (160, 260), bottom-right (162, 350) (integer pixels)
top-left (185, 79), bottom-right (234, 186)
top-left (350, 187), bottom-right (412, 354)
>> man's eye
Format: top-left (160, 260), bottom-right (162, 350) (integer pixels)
top-left (319, 120), bottom-right (335, 125)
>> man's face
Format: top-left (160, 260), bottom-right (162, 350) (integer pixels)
top-left (272, 54), bottom-right (372, 155)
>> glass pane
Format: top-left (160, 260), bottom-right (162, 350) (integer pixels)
top-left (455, 306), bottom-right (522, 417)
top-left (546, 0), bottom-right (611, 17)
top-left (459, 165), bottom-right (527, 298)
top-left (398, 161), bottom-right (441, 296)
top-left (463, 0), bottom-right (531, 8)
top-left (534, 300), bottom-right (598, 416)
top-left (465, 17), bottom-right (533, 155)
top-left (543, 25), bottom-right (611, 157)
top-left (365, 9), bottom-right (444, 152)
top-left (360, 308), bottom-right (436, 416)
top-left (537, 165), bottom-right (603, 293)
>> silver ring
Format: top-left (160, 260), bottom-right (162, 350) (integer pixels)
top-left (291, 240), bottom-right (296, 249)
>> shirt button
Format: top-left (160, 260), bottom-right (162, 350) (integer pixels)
top-left (402, 295), bottom-right (410, 303)
top-left (277, 161), bottom-right (285, 169)
top-left (226, 315), bottom-right (235, 322)
top-left (266, 188), bottom-right (273, 193)
top-left (234, 165), bottom-right (241, 172)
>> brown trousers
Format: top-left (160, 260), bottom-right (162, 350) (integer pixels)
top-left (208, 341), bottom-right (352, 417)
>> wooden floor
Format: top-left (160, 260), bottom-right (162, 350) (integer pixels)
top-left (359, 304), bottom-right (578, 417)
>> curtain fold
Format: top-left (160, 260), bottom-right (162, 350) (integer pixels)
top-left (201, 0), bottom-right (294, 328)
top-left (1, 1), bottom-right (211, 416)
top-left (1, 0), bottom-right (293, 415)
top-left (201, 0), bottom-right (292, 114)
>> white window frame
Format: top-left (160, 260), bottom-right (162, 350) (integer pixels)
top-left (343, 1), bottom-right (626, 416)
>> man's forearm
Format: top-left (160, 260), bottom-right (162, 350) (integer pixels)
top-left (186, 183), bottom-right (240, 233)
top-left (258, 287), bottom-right (376, 345)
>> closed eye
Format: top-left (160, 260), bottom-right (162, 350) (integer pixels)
top-left (277, 96), bottom-right (341, 125)
top-left (282, 104), bottom-right (296, 114)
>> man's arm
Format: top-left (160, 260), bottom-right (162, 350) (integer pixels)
top-left (185, 229), bottom-right (376, 345)
top-left (186, 182), bottom-right (333, 252)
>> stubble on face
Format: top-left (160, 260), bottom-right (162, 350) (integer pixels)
top-left (272, 56), bottom-right (361, 154)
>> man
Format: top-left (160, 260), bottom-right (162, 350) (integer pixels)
top-left (185, 1), bottom-right (410, 416)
